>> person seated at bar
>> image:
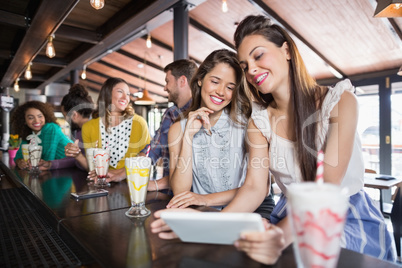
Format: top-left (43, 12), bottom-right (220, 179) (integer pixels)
top-left (138, 59), bottom-right (198, 192)
top-left (152, 15), bottom-right (396, 264)
top-left (166, 49), bottom-right (275, 218)
top-left (61, 84), bottom-right (95, 170)
top-left (13, 100), bottom-right (74, 170)
top-left (82, 77), bottom-right (150, 182)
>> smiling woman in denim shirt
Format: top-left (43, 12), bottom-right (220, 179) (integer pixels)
top-left (167, 49), bottom-right (275, 219)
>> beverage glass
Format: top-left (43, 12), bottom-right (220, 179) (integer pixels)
top-left (28, 145), bottom-right (42, 172)
top-left (85, 148), bottom-right (96, 180)
top-left (93, 148), bottom-right (110, 187)
top-left (22, 144), bottom-right (30, 161)
top-left (125, 157), bottom-right (152, 217)
top-left (287, 182), bottom-right (348, 268)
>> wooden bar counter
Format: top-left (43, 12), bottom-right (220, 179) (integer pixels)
top-left (0, 160), bottom-right (399, 268)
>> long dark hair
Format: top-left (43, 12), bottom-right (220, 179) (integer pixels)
top-left (92, 77), bottom-right (134, 131)
top-left (185, 49), bottom-right (251, 125)
top-left (234, 15), bottom-right (328, 182)
top-left (11, 101), bottom-right (58, 139)
top-left (61, 84), bottom-right (94, 118)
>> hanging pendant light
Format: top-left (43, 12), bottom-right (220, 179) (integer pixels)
top-left (135, 89), bottom-right (155, 105)
top-left (146, 34), bottom-right (152, 48)
top-left (81, 65), bottom-right (87, 80)
top-left (222, 0), bottom-right (228, 13)
top-left (135, 56), bottom-right (155, 105)
top-left (14, 78), bottom-right (20, 92)
top-left (90, 0), bottom-right (105, 10)
top-left (374, 0), bottom-right (402, 17)
top-left (25, 62), bottom-right (32, 80)
top-left (46, 35), bottom-right (56, 58)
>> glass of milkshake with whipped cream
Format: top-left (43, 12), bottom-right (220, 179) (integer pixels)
top-left (125, 157), bottom-right (152, 217)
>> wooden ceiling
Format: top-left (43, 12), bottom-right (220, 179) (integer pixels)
top-left (1, 0), bottom-right (402, 103)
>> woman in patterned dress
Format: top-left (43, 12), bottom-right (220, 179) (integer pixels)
top-left (82, 77), bottom-right (150, 182)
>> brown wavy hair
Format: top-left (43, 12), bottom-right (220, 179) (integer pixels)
top-left (92, 77), bottom-right (134, 131)
top-left (11, 100), bottom-right (58, 140)
top-left (185, 49), bottom-right (251, 125)
top-left (234, 15), bottom-right (328, 182)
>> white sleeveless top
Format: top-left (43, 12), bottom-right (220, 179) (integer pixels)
top-left (251, 79), bottom-right (364, 196)
top-left (180, 110), bottom-right (247, 195)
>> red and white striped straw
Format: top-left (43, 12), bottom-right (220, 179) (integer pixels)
top-left (316, 150), bottom-right (324, 184)
top-left (145, 145), bottom-right (151, 157)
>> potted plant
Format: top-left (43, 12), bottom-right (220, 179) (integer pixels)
top-left (8, 134), bottom-right (21, 166)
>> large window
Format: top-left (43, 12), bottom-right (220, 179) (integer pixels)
top-left (356, 85), bottom-right (379, 173)
top-left (391, 82), bottom-right (402, 177)
top-left (356, 82), bottom-right (402, 177)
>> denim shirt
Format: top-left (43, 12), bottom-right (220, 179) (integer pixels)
top-left (180, 110), bottom-right (247, 195)
top-left (141, 100), bottom-right (191, 177)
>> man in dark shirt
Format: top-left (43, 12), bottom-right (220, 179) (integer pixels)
top-left (140, 59), bottom-right (198, 191)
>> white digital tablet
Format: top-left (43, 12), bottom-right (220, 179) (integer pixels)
top-left (160, 212), bottom-right (265, 245)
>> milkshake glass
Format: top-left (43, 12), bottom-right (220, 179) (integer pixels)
top-left (22, 144), bottom-right (30, 161)
top-left (93, 148), bottom-right (110, 187)
top-left (28, 145), bottom-right (42, 172)
top-left (125, 157), bottom-right (151, 217)
top-left (85, 148), bottom-right (96, 180)
top-left (287, 182), bottom-right (348, 268)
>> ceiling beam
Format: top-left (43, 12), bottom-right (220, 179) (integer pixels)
top-left (33, 55), bottom-right (68, 67)
top-left (189, 18), bottom-right (235, 50)
top-left (0, 10), bottom-right (27, 28)
top-left (249, 0), bottom-right (346, 78)
top-left (317, 67), bottom-right (402, 86)
top-left (0, 49), bottom-right (11, 59)
top-left (139, 35), bottom-right (202, 65)
top-left (0, 0), bottom-right (80, 88)
top-left (388, 18), bottom-right (402, 42)
top-left (98, 60), bottom-right (165, 90)
top-left (117, 49), bottom-right (164, 72)
top-left (37, 0), bottom-right (182, 90)
top-left (87, 68), bottom-right (142, 92)
top-left (56, 25), bottom-right (101, 44)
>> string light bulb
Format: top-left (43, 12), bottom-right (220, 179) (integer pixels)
top-left (81, 65), bottom-right (87, 80)
top-left (222, 0), bottom-right (228, 13)
top-left (90, 0), bottom-right (105, 10)
top-left (146, 34), bottom-right (152, 48)
top-left (25, 62), bottom-right (32, 80)
top-left (14, 78), bottom-right (20, 92)
top-left (46, 35), bottom-right (56, 58)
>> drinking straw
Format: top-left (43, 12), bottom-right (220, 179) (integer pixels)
top-left (145, 145), bottom-right (151, 157)
top-left (316, 150), bottom-right (324, 184)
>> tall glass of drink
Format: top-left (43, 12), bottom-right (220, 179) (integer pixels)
top-left (125, 157), bottom-right (151, 217)
top-left (28, 145), bottom-right (42, 172)
top-left (93, 148), bottom-right (110, 187)
top-left (85, 148), bottom-right (96, 181)
top-left (22, 144), bottom-right (30, 162)
top-left (287, 182), bottom-right (348, 268)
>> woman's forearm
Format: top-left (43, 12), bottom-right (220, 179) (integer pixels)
top-left (50, 157), bottom-right (76, 170)
top-left (204, 188), bottom-right (239, 207)
top-left (170, 133), bottom-right (195, 195)
top-left (222, 182), bottom-right (267, 213)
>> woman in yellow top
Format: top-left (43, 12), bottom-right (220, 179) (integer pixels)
top-left (82, 77), bottom-right (150, 182)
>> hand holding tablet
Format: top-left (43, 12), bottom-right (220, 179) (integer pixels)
top-left (160, 211), bottom-right (265, 245)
